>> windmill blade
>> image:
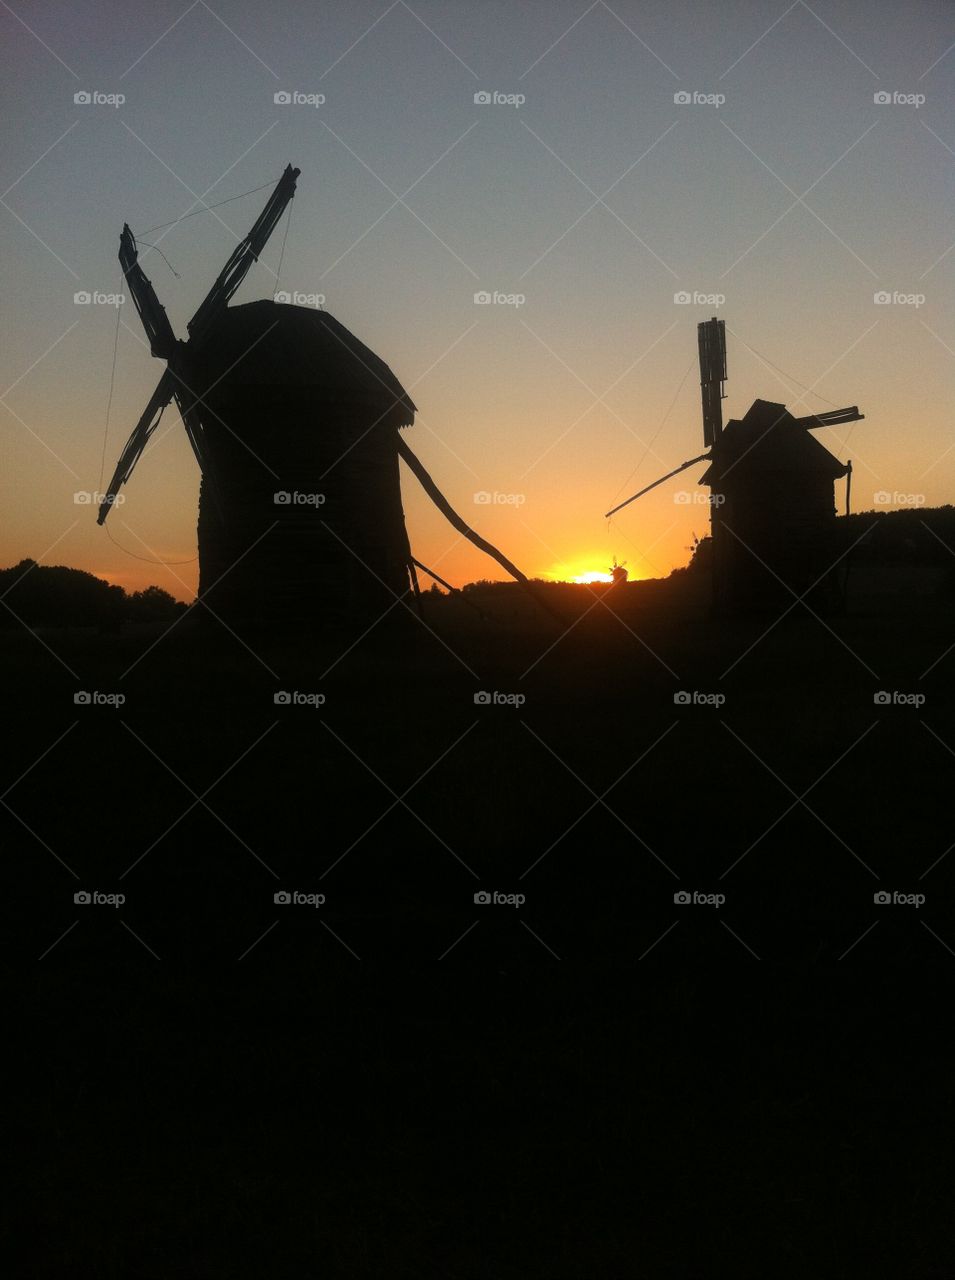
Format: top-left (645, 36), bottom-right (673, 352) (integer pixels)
top-left (119, 225), bottom-right (178, 360)
top-left (99, 165), bottom-right (301, 522)
top-left (604, 452), bottom-right (711, 519)
top-left (97, 369), bottom-right (177, 524)
top-left (186, 164), bottom-right (300, 347)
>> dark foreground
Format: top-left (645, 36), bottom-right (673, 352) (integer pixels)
top-left (7, 576), bottom-right (955, 1276)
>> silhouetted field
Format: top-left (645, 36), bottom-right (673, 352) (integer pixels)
top-left (8, 560), bottom-right (955, 1277)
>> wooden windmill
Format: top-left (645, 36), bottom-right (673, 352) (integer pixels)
top-left (605, 318), bottom-right (863, 613)
top-left (99, 165), bottom-right (540, 626)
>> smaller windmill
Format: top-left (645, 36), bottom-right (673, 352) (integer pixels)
top-left (605, 318), bottom-right (862, 613)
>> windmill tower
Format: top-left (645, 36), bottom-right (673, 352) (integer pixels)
top-left (606, 318), bottom-right (862, 614)
top-left (98, 165), bottom-right (545, 628)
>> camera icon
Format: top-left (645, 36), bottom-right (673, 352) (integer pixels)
top-left (873, 490), bottom-right (890, 504)
top-left (673, 91), bottom-right (691, 104)
top-left (674, 890), bottom-right (691, 904)
top-left (873, 91), bottom-right (891, 105)
top-left (74, 890), bottom-right (91, 904)
top-left (274, 691), bottom-right (292, 705)
top-left (473, 490), bottom-right (491, 504)
top-left (873, 691), bottom-right (891, 705)
top-left (474, 890), bottom-right (491, 904)
top-left (74, 290), bottom-right (91, 305)
top-left (73, 491), bottom-right (92, 504)
top-left (274, 890), bottom-right (292, 904)
top-left (474, 91), bottom-right (492, 105)
top-left (873, 291), bottom-right (891, 305)
top-left (873, 890), bottom-right (891, 904)
top-left (474, 691), bottom-right (491, 705)
top-left (74, 691), bottom-right (91, 705)
top-left (673, 290), bottom-right (691, 304)
top-left (273, 290), bottom-right (291, 303)
top-left (273, 491), bottom-right (291, 504)
top-left (74, 91), bottom-right (91, 105)
top-left (673, 691), bottom-right (691, 705)
top-left (473, 291), bottom-right (491, 304)
top-left (673, 490), bottom-right (690, 503)
top-left (274, 91), bottom-right (292, 104)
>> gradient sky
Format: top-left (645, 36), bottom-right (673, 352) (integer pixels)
top-left (1, 0), bottom-right (953, 599)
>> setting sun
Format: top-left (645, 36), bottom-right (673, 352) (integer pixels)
top-left (571, 571), bottom-right (613, 585)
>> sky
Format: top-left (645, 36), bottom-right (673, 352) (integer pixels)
top-left (1, 0), bottom-right (953, 599)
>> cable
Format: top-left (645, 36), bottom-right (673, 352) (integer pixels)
top-left (98, 274), bottom-right (123, 492)
top-left (608, 357), bottom-right (695, 507)
top-left (731, 334), bottom-right (843, 408)
top-left (104, 521), bottom-right (197, 566)
top-left (134, 179), bottom-right (279, 237)
top-left (275, 195), bottom-right (293, 293)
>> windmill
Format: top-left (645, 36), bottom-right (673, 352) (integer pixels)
top-left (605, 318), bottom-right (863, 613)
top-left (99, 164), bottom-right (549, 627)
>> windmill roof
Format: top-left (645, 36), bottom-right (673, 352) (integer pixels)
top-left (699, 399), bottom-right (848, 485)
top-left (191, 300), bottom-right (416, 428)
